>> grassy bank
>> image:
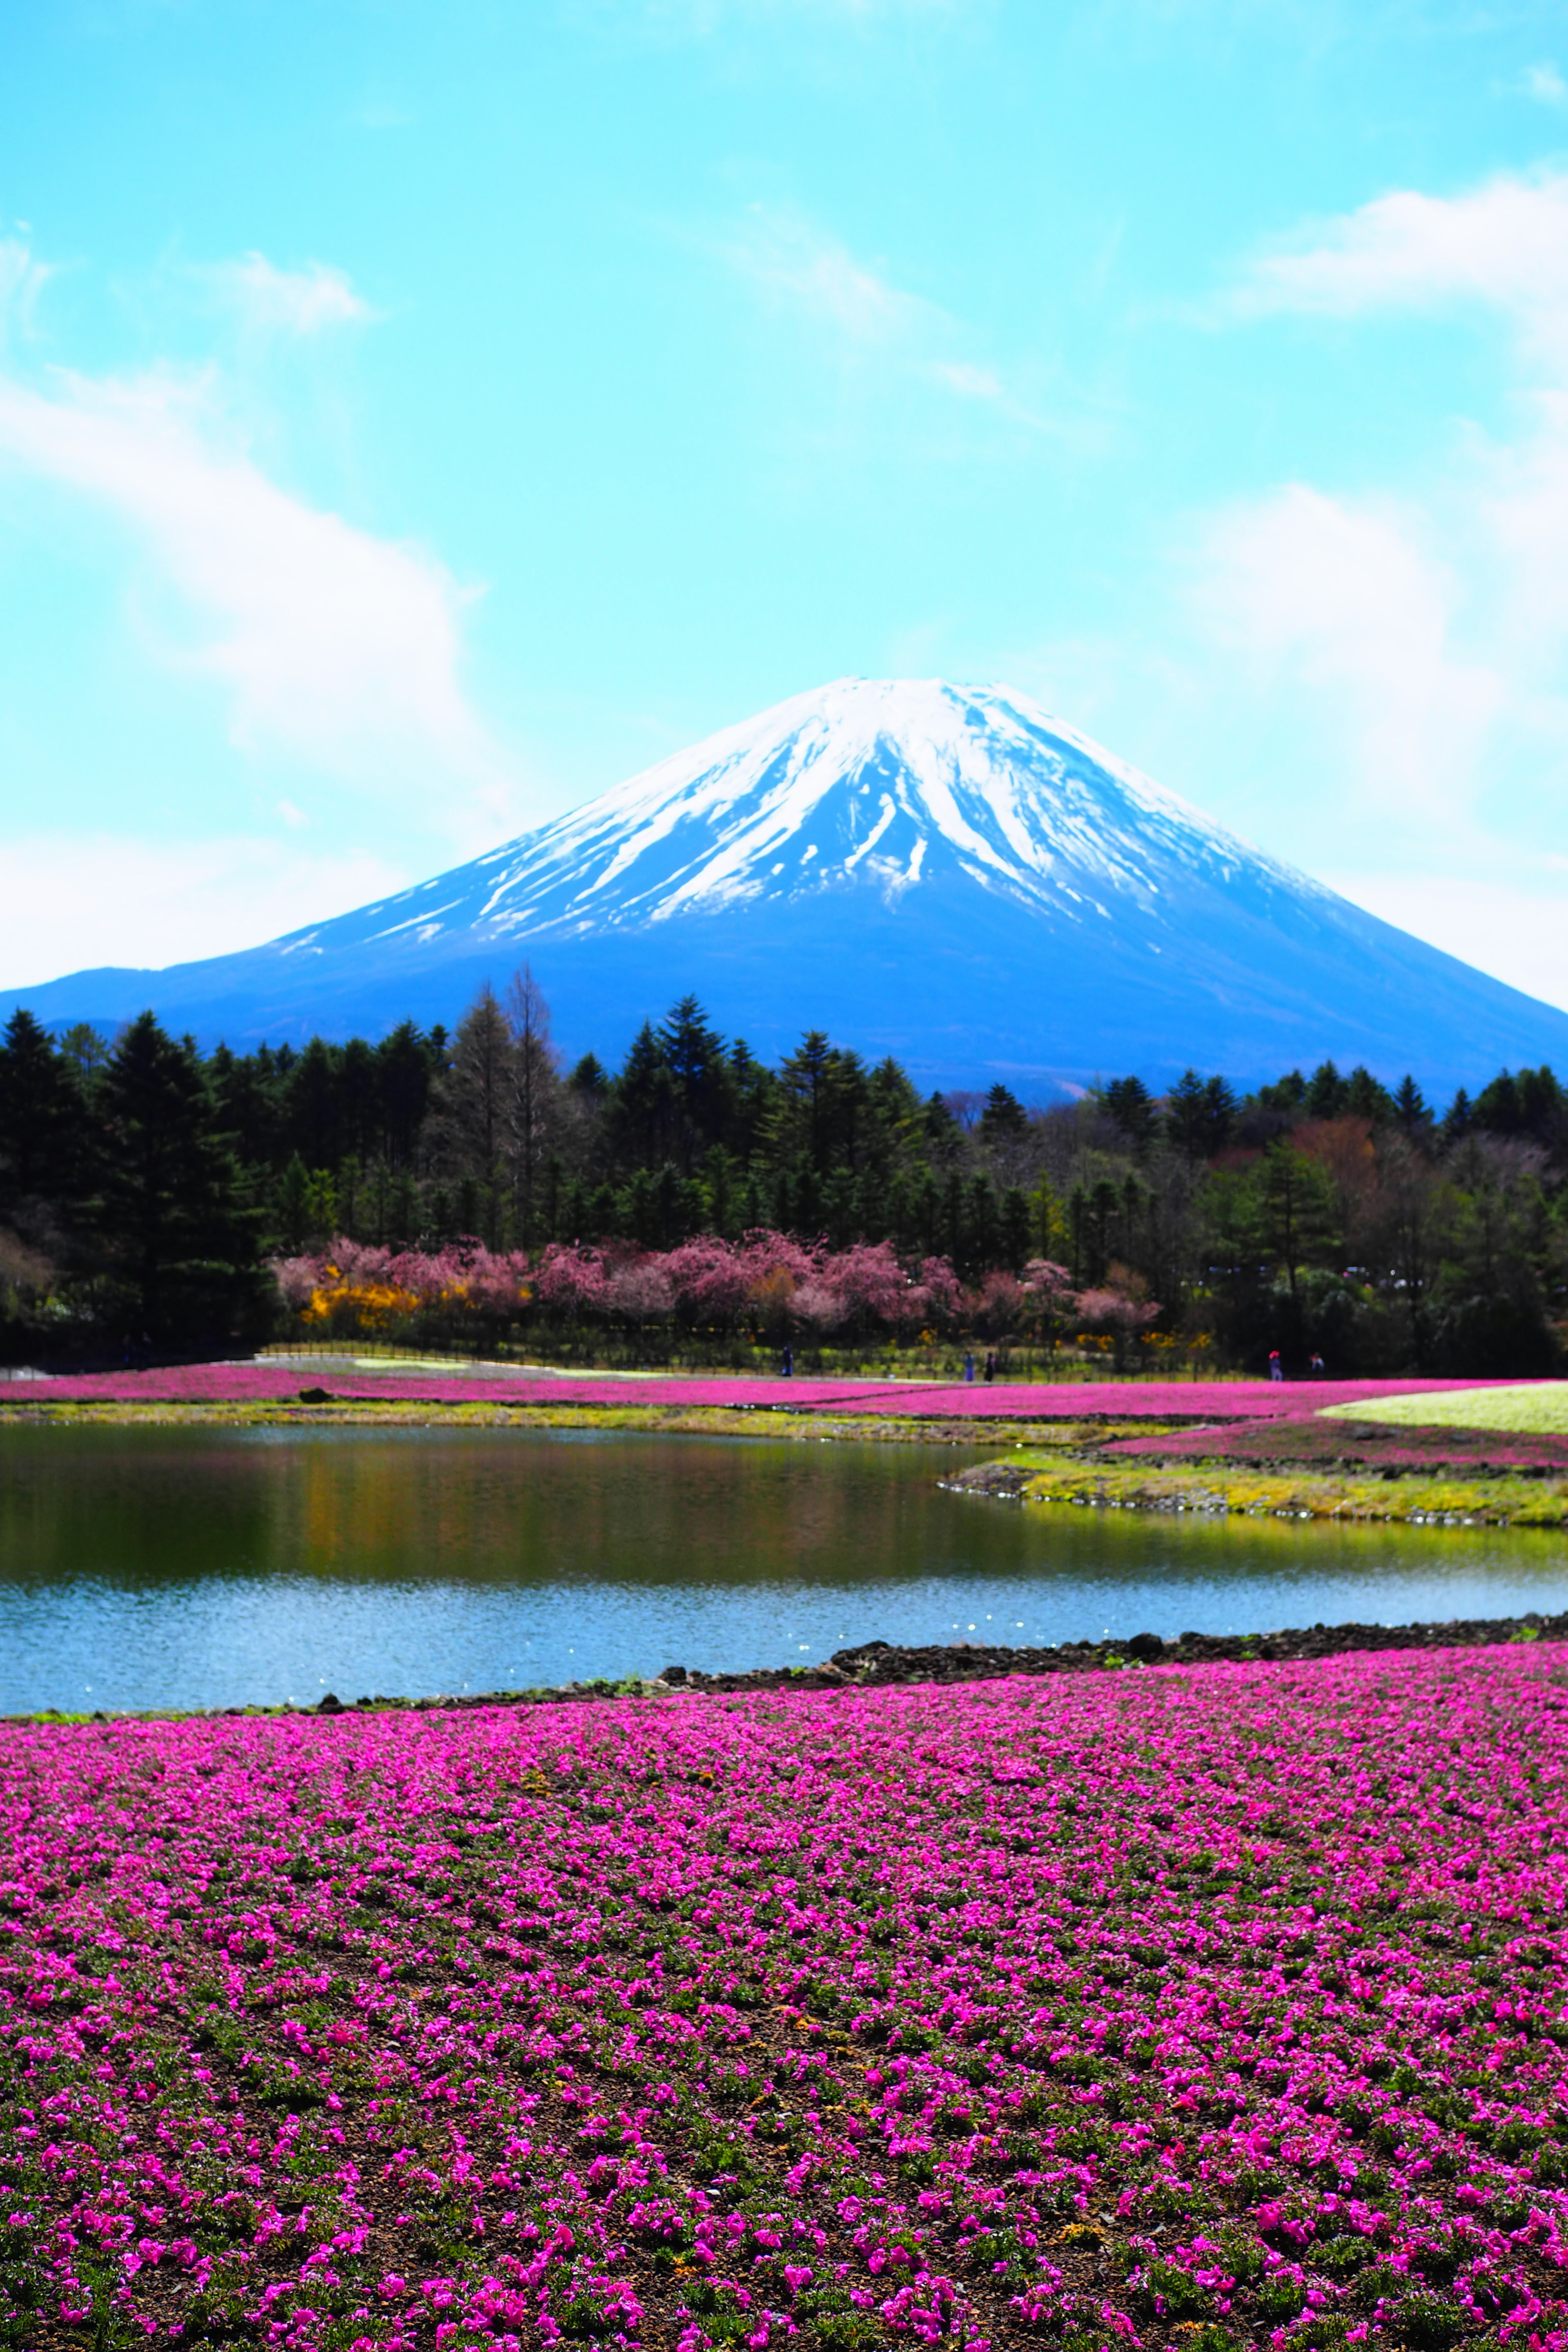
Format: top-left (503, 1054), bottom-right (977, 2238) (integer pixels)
top-left (0, 1396), bottom-right (1178, 1451)
top-left (952, 1449), bottom-right (1568, 1526)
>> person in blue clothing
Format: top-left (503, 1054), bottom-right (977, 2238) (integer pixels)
top-left (1268, 1350), bottom-right (1283, 1381)
top-left (781, 1344), bottom-right (793, 1378)
top-left (964, 1352), bottom-right (976, 1383)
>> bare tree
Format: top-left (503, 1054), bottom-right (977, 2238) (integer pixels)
top-left (503, 966), bottom-right (562, 1250)
top-left (433, 982), bottom-right (514, 1245)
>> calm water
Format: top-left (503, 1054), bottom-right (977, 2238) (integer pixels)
top-left (1, 1424), bottom-right (1566, 1714)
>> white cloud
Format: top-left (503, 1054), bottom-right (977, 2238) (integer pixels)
top-left (1238, 169), bottom-right (1568, 364)
top-left (0, 360), bottom-right (515, 817)
top-left (1198, 482), bottom-right (1503, 825)
top-left (1186, 164), bottom-right (1568, 922)
top-left (0, 835), bottom-right (411, 989)
top-left (1325, 871), bottom-right (1568, 1015)
top-left (199, 252), bottom-right (376, 336)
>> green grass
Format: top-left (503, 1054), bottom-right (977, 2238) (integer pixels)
top-left (1319, 1383), bottom-right (1568, 1433)
top-left (957, 1452), bottom-right (1568, 1526)
top-left (0, 1396), bottom-right (1037, 1447)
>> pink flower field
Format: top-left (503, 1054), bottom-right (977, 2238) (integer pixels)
top-left (5, 1363), bottom-right (1512, 1425)
top-left (1096, 1422), bottom-right (1568, 1474)
top-left (3, 1650), bottom-right (1567, 2351)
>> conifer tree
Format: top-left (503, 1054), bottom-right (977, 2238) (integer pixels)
top-left (93, 1012), bottom-right (263, 1346)
top-left (0, 1009), bottom-right (86, 1219)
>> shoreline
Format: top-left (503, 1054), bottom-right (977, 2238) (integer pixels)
top-left (14, 1611), bottom-right (1567, 1725)
top-left (949, 1441), bottom-right (1568, 1527)
top-left (0, 1396), bottom-right (1040, 1445)
top-left (11, 1391), bottom-right (1568, 1525)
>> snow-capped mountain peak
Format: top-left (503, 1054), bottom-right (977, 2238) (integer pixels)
top-left (12, 675), bottom-right (1568, 1093)
top-left (407, 676), bottom-right (1299, 951)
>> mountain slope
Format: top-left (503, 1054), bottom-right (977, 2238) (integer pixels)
top-left (9, 677), bottom-right (1568, 1090)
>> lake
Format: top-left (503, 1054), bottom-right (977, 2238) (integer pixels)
top-left (2, 1423), bottom-right (1566, 1714)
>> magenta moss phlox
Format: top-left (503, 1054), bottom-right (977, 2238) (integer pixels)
top-left (2, 1653), bottom-right (1566, 2346)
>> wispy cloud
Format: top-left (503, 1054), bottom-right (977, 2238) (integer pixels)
top-left (717, 206), bottom-right (940, 341)
top-left (0, 238), bottom-right (522, 849)
top-left (0, 364), bottom-right (509, 811)
top-left (1516, 60), bottom-right (1567, 105)
top-left (713, 203), bottom-right (1065, 436)
top-left (928, 359), bottom-right (1006, 401)
top-left (0, 235), bottom-right (56, 346)
top-left (196, 252), bottom-right (376, 338)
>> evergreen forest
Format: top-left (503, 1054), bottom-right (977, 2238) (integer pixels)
top-left (4, 969), bottom-right (1568, 1375)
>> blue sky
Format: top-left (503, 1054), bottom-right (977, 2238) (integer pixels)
top-left (7, 0), bottom-right (1568, 1011)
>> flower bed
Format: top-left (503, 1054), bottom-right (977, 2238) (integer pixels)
top-left (2, 1652), bottom-right (1566, 2349)
top-left (1097, 1420), bottom-right (1568, 1474)
top-left (3, 1362), bottom-right (1508, 1425)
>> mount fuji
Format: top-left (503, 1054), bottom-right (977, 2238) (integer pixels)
top-left (11, 676), bottom-right (1568, 1090)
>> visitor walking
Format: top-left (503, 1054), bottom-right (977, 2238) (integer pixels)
top-left (1268, 1350), bottom-right (1283, 1382)
top-left (983, 1351), bottom-right (996, 1383)
top-left (781, 1344), bottom-right (793, 1378)
top-left (964, 1352), bottom-right (976, 1383)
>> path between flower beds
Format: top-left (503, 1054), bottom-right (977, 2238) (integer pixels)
top-left (0, 1361), bottom-right (1521, 1421)
top-left (2, 1646), bottom-right (1566, 2351)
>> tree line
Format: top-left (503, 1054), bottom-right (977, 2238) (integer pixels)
top-left (3, 970), bottom-right (1568, 1371)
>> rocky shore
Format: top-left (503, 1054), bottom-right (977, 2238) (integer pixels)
top-left (166, 1609), bottom-right (1568, 1723)
top-left (653, 1614), bottom-right (1568, 1689)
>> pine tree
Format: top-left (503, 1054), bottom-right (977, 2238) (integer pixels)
top-left (0, 1009), bottom-right (87, 1217)
top-left (377, 1021), bottom-right (440, 1167)
top-left (1393, 1074), bottom-right (1430, 1137)
top-left (1249, 1141), bottom-right (1339, 1301)
top-left (94, 1013), bottom-right (264, 1347)
top-left (569, 1053), bottom-right (610, 1101)
top-left (1306, 1060), bottom-right (1350, 1120)
top-left (657, 996), bottom-right (732, 1170)
top-left (1166, 1070), bottom-right (1238, 1158)
top-left (1345, 1065), bottom-right (1394, 1123)
top-left (610, 1023), bottom-right (679, 1170)
top-left (1000, 1185), bottom-right (1032, 1272)
top-left (922, 1090), bottom-right (963, 1166)
top-left (978, 1081), bottom-right (1029, 1146)
top-left (1100, 1075), bottom-right (1156, 1154)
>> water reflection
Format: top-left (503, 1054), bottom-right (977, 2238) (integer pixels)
top-left (0, 1424), bottom-right (1565, 1714)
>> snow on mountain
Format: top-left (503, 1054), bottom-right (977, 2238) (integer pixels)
top-left (9, 677), bottom-right (1568, 1091)
top-left (286, 677), bottom-right (1313, 957)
